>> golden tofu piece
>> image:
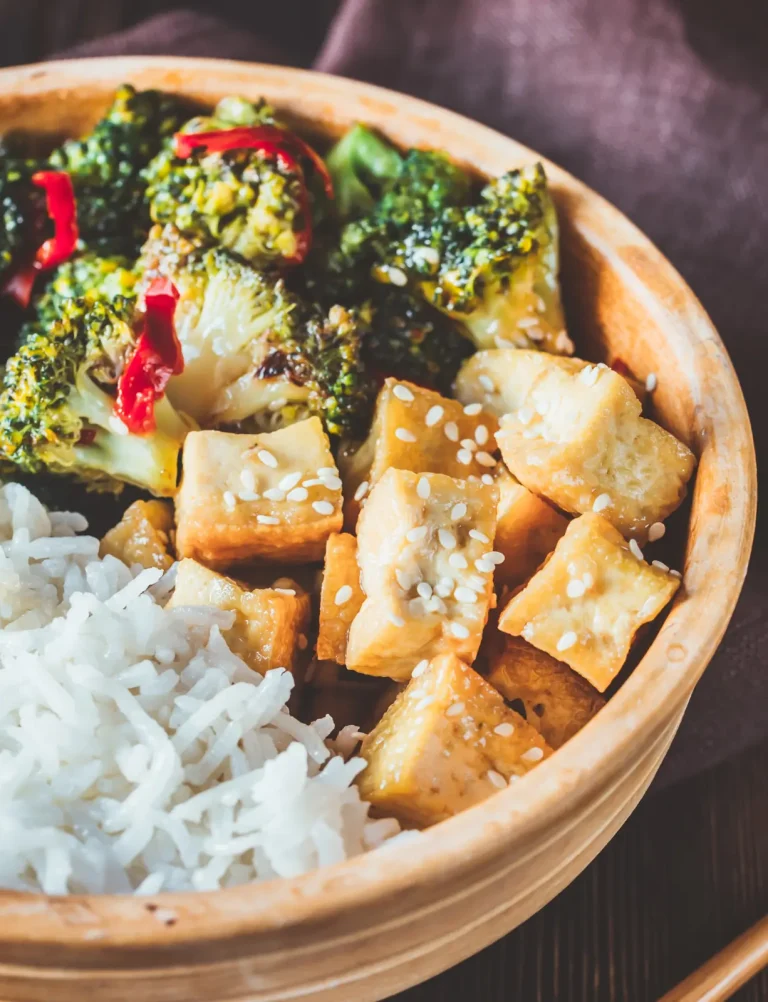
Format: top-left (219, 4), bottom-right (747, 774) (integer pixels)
top-left (479, 349), bottom-right (694, 539)
top-left (100, 500), bottom-right (175, 571)
top-left (358, 653), bottom-right (552, 827)
top-left (169, 558), bottom-right (311, 675)
top-left (338, 378), bottom-right (499, 527)
top-left (493, 466), bottom-right (569, 590)
top-left (498, 512), bottom-right (680, 691)
top-left (317, 533), bottom-right (365, 665)
top-left (175, 418), bottom-right (343, 568)
top-left (487, 634), bottom-right (605, 748)
top-left (346, 469), bottom-right (499, 680)
top-left (455, 348), bottom-right (579, 418)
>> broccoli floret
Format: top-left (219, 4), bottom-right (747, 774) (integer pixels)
top-left (142, 96), bottom-right (309, 268)
top-left (31, 252), bottom-right (137, 330)
top-left (0, 157), bottom-right (47, 277)
top-left (0, 297), bottom-right (190, 495)
top-left (362, 287), bottom-right (473, 394)
top-left (325, 124), bottom-right (404, 220)
top-left (48, 84), bottom-right (191, 257)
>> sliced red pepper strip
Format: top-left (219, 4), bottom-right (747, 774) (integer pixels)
top-left (172, 125), bottom-right (334, 199)
top-left (1, 171), bottom-right (79, 308)
top-left (115, 278), bottom-right (183, 435)
top-left (31, 171), bottom-right (79, 269)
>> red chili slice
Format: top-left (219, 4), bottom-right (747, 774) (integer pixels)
top-left (115, 278), bottom-right (183, 435)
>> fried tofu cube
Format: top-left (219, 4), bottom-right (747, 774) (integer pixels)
top-left (168, 558), bottom-right (311, 675)
top-left (317, 533), bottom-right (365, 664)
top-left (346, 469), bottom-right (499, 680)
top-left (175, 418), bottom-right (343, 568)
top-left (487, 634), bottom-right (605, 748)
top-left (493, 466), bottom-right (569, 590)
top-left (475, 349), bottom-right (695, 539)
top-left (100, 500), bottom-right (175, 571)
top-left (339, 378), bottom-right (499, 527)
top-left (498, 512), bottom-right (680, 691)
top-left (358, 653), bottom-right (552, 827)
top-left (455, 348), bottom-right (574, 418)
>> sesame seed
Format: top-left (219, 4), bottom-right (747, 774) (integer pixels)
top-left (223, 491), bottom-right (236, 511)
top-left (395, 568), bottom-right (415, 590)
top-left (425, 405), bottom-right (444, 426)
top-left (580, 365), bottom-right (599, 386)
top-left (427, 595), bottom-right (448, 614)
top-left (593, 493), bottom-right (612, 513)
top-left (240, 469), bottom-right (256, 491)
top-left (451, 502), bottom-right (467, 520)
top-left (256, 449), bottom-right (278, 468)
top-left (460, 438), bottom-right (477, 452)
top-left (494, 722), bottom-right (515, 737)
top-left (467, 574), bottom-right (486, 591)
top-left (450, 622), bottom-right (470, 639)
top-left (645, 372), bottom-right (658, 392)
top-left (278, 471), bottom-right (302, 491)
top-left (454, 586), bottom-right (478, 604)
top-left (416, 582), bottom-right (433, 600)
top-left (463, 402), bottom-right (483, 416)
top-left (449, 552), bottom-right (468, 569)
top-left (257, 515), bottom-right (279, 525)
top-left (629, 538), bottom-right (644, 560)
top-left (393, 384), bottom-right (414, 402)
top-left (487, 770), bottom-right (507, 789)
top-left (438, 529), bottom-right (457, 550)
top-left (476, 451), bottom-right (497, 467)
top-left (488, 551), bottom-right (506, 564)
top-left (478, 374), bottom-right (495, 392)
top-left (475, 557), bottom-right (495, 574)
top-left (557, 631), bottom-right (577, 652)
top-left (481, 474), bottom-right (495, 486)
top-left (335, 585), bottom-right (353, 606)
top-left (567, 579), bottom-right (586, 598)
top-left (670, 569), bottom-right (682, 579)
top-left (312, 500), bottom-right (335, 516)
top-left (298, 634), bottom-right (308, 650)
top-left (445, 701), bottom-right (465, 718)
top-left (652, 559), bottom-right (670, 572)
top-left (469, 529), bottom-right (490, 543)
top-left (457, 449), bottom-right (473, 465)
top-left (444, 421), bottom-right (459, 442)
top-left (387, 266), bottom-right (408, 287)
top-left (395, 427), bottom-right (417, 443)
top-left (517, 406), bottom-right (534, 425)
top-left (388, 613), bottom-right (405, 627)
top-left (238, 490), bottom-right (259, 502)
top-left (287, 487), bottom-right (308, 502)
top-left (263, 487), bottom-right (285, 502)
top-left (521, 747), bottom-right (545, 763)
top-left (582, 572), bottom-right (594, 587)
top-left (412, 659), bottom-right (429, 678)
top-left (320, 474), bottom-right (343, 491)
top-left (556, 330), bottom-right (575, 353)
top-left (354, 480), bottom-right (370, 502)
top-left (436, 577), bottom-right (455, 597)
top-left (417, 476), bottom-right (431, 499)
top-left (414, 695), bottom-right (435, 711)
top-left (303, 478), bottom-right (323, 487)
top-left (274, 588), bottom-right (296, 596)
top-left (406, 525), bottom-right (428, 543)
top-left (317, 467), bottom-right (336, 477)
top-left (475, 425), bottom-right (489, 446)
top-left (648, 521), bottom-right (666, 542)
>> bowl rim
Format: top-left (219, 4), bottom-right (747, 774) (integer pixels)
top-left (0, 55), bottom-right (757, 954)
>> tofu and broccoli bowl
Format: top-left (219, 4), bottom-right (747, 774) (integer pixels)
top-left (0, 84), bottom-right (696, 895)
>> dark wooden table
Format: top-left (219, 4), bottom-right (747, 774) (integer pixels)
top-left (1, 3), bottom-right (766, 999)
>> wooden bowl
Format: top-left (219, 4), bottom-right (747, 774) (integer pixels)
top-left (0, 57), bottom-right (756, 1002)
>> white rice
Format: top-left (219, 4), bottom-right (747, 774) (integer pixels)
top-left (0, 482), bottom-right (400, 895)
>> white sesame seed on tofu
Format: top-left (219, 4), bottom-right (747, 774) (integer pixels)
top-left (256, 449), bottom-right (278, 468)
top-left (475, 557), bottom-right (495, 574)
top-left (450, 622), bottom-right (470, 639)
top-left (320, 474), bottom-right (343, 491)
top-left (487, 551), bottom-right (506, 564)
top-left (388, 613), bottom-right (406, 627)
top-left (257, 515), bottom-right (279, 525)
top-left (312, 500), bottom-right (335, 516)
top-left (645, 372), bottom-right (658, 392)
top-left (417, 476), bottom-right (431, 500)
top-left (412, 659), bottom-right (429, 678)
top-left (454, 586), bottom-right (478, 604)
top-left (416, 582), bottom-right (433, 600)
top-left (240, 468), bottom-right (256, 491)
top-left (395, 427), bottom-right (417, 443)
top-left (263, 488), bottom-right (285, 502)
top-left (278, 471), bottom-right (302, 491)
top-left (475, 425), bottom-right (489, 446)
top-left (648, 521), bottom-right (666, 542)
top-left (457, 449), bottom-right (473, 465)
top-left (481, 474), bottom-right (495, 486)
top-left (487, 769), bottom-right (507, 789)
top-left (670, 569), bottom-right (682, 579)
top-left (287, 487), bottom-right (309, 502)
top-left (393, 383), bottom-right (415, 402)
top-left (406, 525), bottom-right (428, 543)
top-left (354, 480), bottom-right (370, 502)
top-left (556, 631), bottom-right (577, 652)
top-left (629, 538), bottom-right (644, 561)
top-left (460, 438), bottom-right (477, 451)
top-left (451, 502), bottom-right (467, 520)
top-left (494, 722), bottom-right (515, 737)
top-left (478, 374), bottom-right (495, 392)
top-left (652, 559), bottom-right (670, 572)
top-left (567, 578), bottom-right (587, 599)
top-left (425, 405), bottom-right (444, 426)
top-left (444, 421), bottom-right (459, 442)
top-left (463, 402), bottom-right (482, 416)
top-left (521, 746), bottom-right (544, 763)
top-left (475, 451), bottom-right (497, 467)
top-left (592, 492), bottom-right (612, 513)
top-left (438, 529), bottom-right (457, 550)
top-left (223, 491), bottom-right (236, 511)
top-left (449, 552), bottom-right (468, 569)
top-left (335, 585), bottom-right (353, 606)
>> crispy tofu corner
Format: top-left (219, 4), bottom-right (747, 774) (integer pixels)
top-left (346, 468), bottom-right (499, 680)
top-left (339, 378), bottom-right (499, 528)
top-left (175, 418), bottom-right (343, 568)
top-left (317, 533), bottom-right (365, 665)
top-left (358, 653), bottom-right (552, 827)
top-left (168, 557), bottom-right (311, 676)
top-left (498, 512), bottom-right (680, 691)
top-left (100, 500), bottom-right (175, 571)
top-left (487, 634), bottom-right (605, 748)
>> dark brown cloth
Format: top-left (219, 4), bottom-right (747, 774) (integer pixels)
top-left (42, 0), bottom-right (767, 787)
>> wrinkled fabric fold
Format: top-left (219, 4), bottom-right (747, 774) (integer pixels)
top-left (48, 0), bottom-right (767, 788)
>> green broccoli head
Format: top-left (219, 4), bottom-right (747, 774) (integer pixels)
top-left (142, 96), bottom-right (311, 268)
top-left (0, 296), bottom-right (190, 495)
top-left (48, 84), bottom-right (191, 257)
top-left (325, 124), bottom-right (404, 220)
top-left (31, 252), bottom-right (138, 331)
top-left (0, 157), bottom-right (47, 276)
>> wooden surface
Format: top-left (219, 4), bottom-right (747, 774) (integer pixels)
top-left (0, 9), bottom-right (763, 1001)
